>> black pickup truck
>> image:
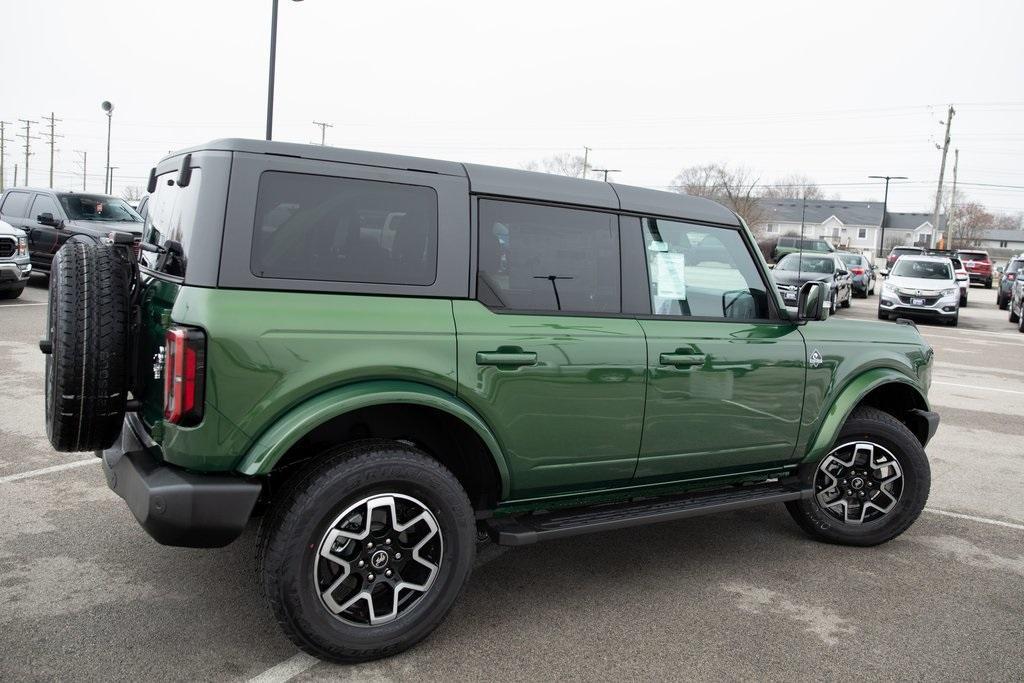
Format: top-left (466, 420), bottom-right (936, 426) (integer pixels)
top-left (0, 188), bottom-right (143, 273)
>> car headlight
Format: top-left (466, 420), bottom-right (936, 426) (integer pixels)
top-left (881, 282), bottom-right (896, 295)
top-left (941, 288), bottom-right (958, 297)
top-left (17, 236), bottom-right (27, 256)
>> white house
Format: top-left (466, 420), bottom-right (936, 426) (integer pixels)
top-left (759, 199), bottom-right (945, 260)
top-left (978, 229), bottom-right (1024, 251)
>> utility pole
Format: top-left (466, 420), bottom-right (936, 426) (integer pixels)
top-left (0, 121), bottom-right (11, 192)
top-left (13, 164), bottom-right (18, 187)
top-left (869, 174), bottom-right (908, 259)
top-left (947, 148), bottom-right (959, 250)
top-left (591, 168), bottom-right (620, 182)
top-left (581, 146), bottom-right (591, 179)
top-left (312, 121), bottom-right (333, 145)
top-left (75, 150), bottom-right (88, 191)
top-left (17, 119), bottom-right (38, 187)
top-left (930, 105), bottom-right (955, 249)
top-left (108, 167), bottom-right (119, 195)
top-left (42, 112), bottom-right (63, 188)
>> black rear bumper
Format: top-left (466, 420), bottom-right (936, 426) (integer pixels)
top-left (100, 416), bottom-right (261, 548)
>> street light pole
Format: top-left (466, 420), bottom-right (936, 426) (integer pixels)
top-left (266, 0), bottom-right (304, 141)
top-left (102, 101), bottom-right (114, 194)
top-left (869, 174), bottom-right (907, 260)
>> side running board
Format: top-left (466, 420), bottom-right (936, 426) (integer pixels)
top-left (486, 482), bottom-right (812, 546)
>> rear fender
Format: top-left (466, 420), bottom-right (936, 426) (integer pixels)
top-left (235, 380), bottom-right (511, 497)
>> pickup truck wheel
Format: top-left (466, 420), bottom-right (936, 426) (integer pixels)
top-left (43, 241), bottom-right (129, 452)
top-left (785, 406), bottom-right (930, 546)
top-left (257, 440), bottom-right (475, 663)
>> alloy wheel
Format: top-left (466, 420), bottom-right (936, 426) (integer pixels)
top-left (314, 493), bottom-right (442, 627)
top-left (814, 441), bottom-right (903, 524)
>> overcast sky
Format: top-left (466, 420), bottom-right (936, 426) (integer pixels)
top-left (3, 0), bottom-right (1023, 214)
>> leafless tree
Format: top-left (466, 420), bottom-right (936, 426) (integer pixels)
top-left (121, 185), bottom-right (144, 203)
top-left (670, 163), bottom-right (768, 232)
top-left (760, 173), bottom-right (825, 200)
top-left (949, 200), bottom-right (994, 247)
top-left (522, 153), bottom-right (589, 179)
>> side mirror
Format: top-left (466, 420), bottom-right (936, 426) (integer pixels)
top-left (997, 266), bottom-right (1004, 274)
top-left (768, 263), bottom-right (775, 269)
top-left (797, 281), bottom-right (830, 322)
top-left (37, 212), bottom-right (58, 227)
top-left (837, 269), bottom-right (849, 277)
top-left (880, 269), bottom-right (889, 277)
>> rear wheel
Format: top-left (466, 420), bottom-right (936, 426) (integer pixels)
top-left (257, 440), bottom-right (476, 663)
top-left (43, 241), bottom-right (130, 452)
top-left (786, 407), bottom-right (930, 546)
top-left (998, 294), bottom-right (1008, 310)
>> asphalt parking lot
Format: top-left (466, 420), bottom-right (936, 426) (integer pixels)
top-left (2, 275), bottom-right (1022, 682)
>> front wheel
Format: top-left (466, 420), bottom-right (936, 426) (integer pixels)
top-left (257, 440), bottom-right (476, 663)
top-left (786, 406), bottom-right (930, 546)
top-left (1011, 305), bottom-right (1020, 324)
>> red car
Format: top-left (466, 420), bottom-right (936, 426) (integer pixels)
top-left (956, 249), bottom-right (993, 288)
top-left (886, 246), bottom-right (924, 269)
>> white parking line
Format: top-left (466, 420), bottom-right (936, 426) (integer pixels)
top-left (932, 380), bottom-right (1024, 396)
top-left (247, 653), bottom-right (319, 683)
top-left (0, 302), bottom-right (47, 308)
top-left (0, 458), bottom-right (95, 484)
top-left (926, 508), bottom-right (1024, 531)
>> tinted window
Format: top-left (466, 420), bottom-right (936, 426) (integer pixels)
top-left (776, 253), bottom-right (836, 274)
top-left (892, 259), bottom-right (952, 280)
top-left (251, 171), bottom-right (438, 286)
top-left (30, 194), bottom-right (61, 220)
top-left (477, 200), bottom-right (619, 313)
top-left (838, 253), bottom-right (863, 267)
top-left (642, 218), bottom-right (769, 319)
top-left (142, 168), bottom-right (204, 276)
top-left (1, 191), bottom-right (31, 218)
top-left (1007, 259), bottom-right (1023, 274)
top-left (59, 194), bottom-right (141, 223)
top-left (958, 251), bottom-right (989, 261)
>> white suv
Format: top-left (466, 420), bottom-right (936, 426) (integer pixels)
top-left (878, 254), bottom-right (960, 326)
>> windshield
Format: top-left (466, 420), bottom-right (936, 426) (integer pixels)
top-left (958, 251), bottom-right (989, 261)
top-left (838, 253), bottom-right (862, 267)
top-left (58, 194), bottom-right (142, 222)
top-left (777, 254), bottom-right (834, 273)
top-left (892, 259), bottom-right (952, 280)
top-left (1008, 259), bottom-right (1023, 274)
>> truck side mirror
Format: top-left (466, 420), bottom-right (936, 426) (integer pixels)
top-left (37, 212), bottom-right (58, 227)
top-left (797, 281), bottom-right (830, 322)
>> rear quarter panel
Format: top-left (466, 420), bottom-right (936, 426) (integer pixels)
top-left (161, 288), bottom-right (458, 471)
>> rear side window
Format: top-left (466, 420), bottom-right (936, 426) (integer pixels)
top-left (1, 191), bottom-right (31, 218)
top-left (642, 218), bottom-right (769, 319)
top-left (251, 171), bottom-right (438, 286)
top-left (477, 200), bottom-right (620, 313)
top-left (142, 168), bottom-right (204, 276)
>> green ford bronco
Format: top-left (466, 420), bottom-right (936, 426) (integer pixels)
top-left (42, 139), bottom-right (938, 662)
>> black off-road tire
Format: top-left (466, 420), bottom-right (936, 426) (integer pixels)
top-left (44, 241), bottom-right (130, 452)
top-left (257, 440), bottom-right (476, 663)
top-left (785, 406), bottom-right (930, 547)
top-left (0, 286), bottom-right (24, 299)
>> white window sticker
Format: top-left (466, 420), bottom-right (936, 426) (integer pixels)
top-left (654, 251), bottom-right (687, 299)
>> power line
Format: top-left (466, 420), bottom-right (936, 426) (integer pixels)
top-left (312, 121), bottom-right (333, 145)
top-left (41, 112), bottom-right (63, 188)
top-left (0, 121), bottom-right (11, 192)
top-left (16, 119), bottom-right (38, 187)
top-left (592, 168), bottom-right (621, 182)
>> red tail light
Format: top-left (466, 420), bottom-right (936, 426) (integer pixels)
top-left (163, 326), bottom-right (206, 426)
top-left (850, 267), bottom-right (864, 275)
top-left (1008, 273), bottom-right (1017, 281)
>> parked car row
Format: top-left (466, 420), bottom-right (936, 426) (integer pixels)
top-left (998, 254), bottom-right (1024, 333)
top-left (0, 187), bottom-right (144, 283)
top-left (770, 251), bottom-right (855, 312)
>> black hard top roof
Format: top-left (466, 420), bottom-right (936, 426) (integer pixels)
top-left (165, 138), bottom-right (740, 226)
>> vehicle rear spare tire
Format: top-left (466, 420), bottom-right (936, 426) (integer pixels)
top-left (44, 241), bottom-right (130, 452)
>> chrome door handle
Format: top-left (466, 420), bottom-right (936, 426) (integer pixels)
top-left (476, 350), bottom-right (538, 367)
top-left (659, 353), bottom-right (706, 367)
